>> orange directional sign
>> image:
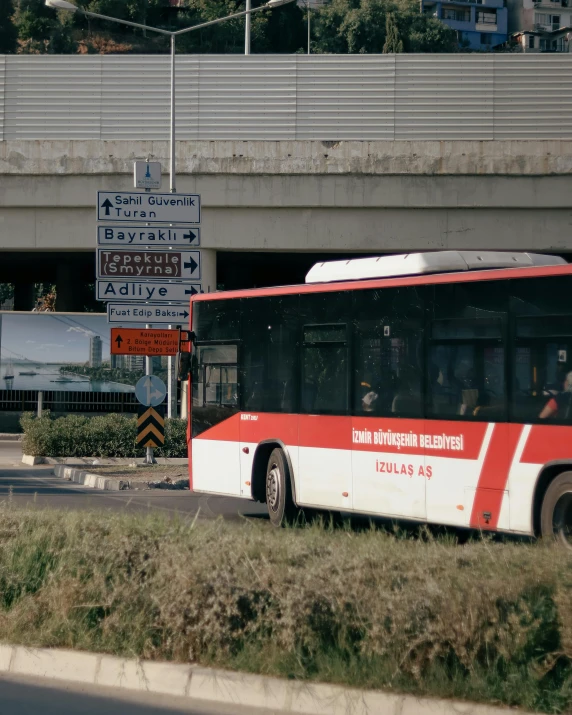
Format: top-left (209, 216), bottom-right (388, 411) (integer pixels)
top-left (110, 328), bottom-right (180, 356)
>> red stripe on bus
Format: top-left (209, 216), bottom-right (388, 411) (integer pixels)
top-left (520, 424), bottom-right (572, 464)
top-left (191, 264), bottom-right (572, 303)
top-left (195, 413), bottom-right (490, 462)
top-left (470, 424), bottom-right (523, 530)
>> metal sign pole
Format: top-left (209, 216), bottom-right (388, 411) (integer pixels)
top-left (145, 322), bottom-right (154, 464)
top-left (167, 323), bottom-right (176, 418)
top-left (167, 33), bottom-right (177, 421)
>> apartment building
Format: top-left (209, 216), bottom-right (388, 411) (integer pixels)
top-left (423, 0), bottom-right (508, 50)
top-left (508, 0), bottom-right (572, 50)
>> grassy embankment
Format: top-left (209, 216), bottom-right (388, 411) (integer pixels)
top-left (0, 504), bottom-right (571, 713)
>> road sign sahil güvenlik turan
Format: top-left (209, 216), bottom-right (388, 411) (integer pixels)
top-left (98, 192), bottom-right (200, 224)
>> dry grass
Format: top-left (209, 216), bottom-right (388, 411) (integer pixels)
top-left (0, 503), bottom-right (571, 712)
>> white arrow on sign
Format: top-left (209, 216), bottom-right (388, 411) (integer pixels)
top-left (97, 225), bottom-right (200, 247)
top-left (97, 192), bottom-right (200, 224)
top-left (135, 375), bottom-right (167, 407)
top-left (97, 280), bottom-right (201, 303)
top-left (107, 303), bottom-right (190, 325)
top-left (146, 377), bottom-right (164, 404)
top-left (96, 248), bottom-right (201, 280)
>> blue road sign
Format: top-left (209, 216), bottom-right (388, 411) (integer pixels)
top-left (135, 375), bottom-right (167, 407)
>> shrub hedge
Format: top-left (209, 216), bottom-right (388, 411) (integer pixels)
top-left (20, 412), bottom-right (187, 458)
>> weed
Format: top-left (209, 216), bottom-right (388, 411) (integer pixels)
top-left (0, 505), bottom-right (570, 712)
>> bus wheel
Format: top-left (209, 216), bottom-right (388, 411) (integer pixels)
top-left (540, 471), bottom-right (572, 548)
top-left (266, 448), bottom-right (294, 527)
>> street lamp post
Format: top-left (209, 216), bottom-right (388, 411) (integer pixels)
top-left (46, 0), bottom-right (294, 424)
top-left (46, 0), bottom-right (294, 193)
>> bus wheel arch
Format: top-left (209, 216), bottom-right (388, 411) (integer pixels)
top-left (250, 440), bottom-right (297, 505)
top-left (533, 462), bottom-right (572, 540)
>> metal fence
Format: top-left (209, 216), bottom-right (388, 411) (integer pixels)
top-left (0, 390), bottom-right (140, 414)
top-left (1, 54), bottom-right (571, 141)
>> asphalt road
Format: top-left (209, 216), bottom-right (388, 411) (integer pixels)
top-left (0, 674), bottom-right (276, 715)
top-left (0, 441), bottom-right (269, 522)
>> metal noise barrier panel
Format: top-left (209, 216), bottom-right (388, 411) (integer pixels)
top-left (1, 54), bottom-right (572, 141)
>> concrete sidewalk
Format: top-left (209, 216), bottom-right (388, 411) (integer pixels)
top-left (0, 645), bottom-right (533, 715)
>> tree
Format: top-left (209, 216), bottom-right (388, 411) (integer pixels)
top-left (383, 12), bottom-right (403, 52)
top-left (313, 0), bottom-right (457, 54)
top-left (405, 13), bottom-right (457, 52)
top-left (0, 0), bottom-right (17, 53)
top-left (0, 284), bottom-right (14, 306)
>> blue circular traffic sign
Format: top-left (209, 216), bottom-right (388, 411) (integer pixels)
top-left (135, 375), bottom-right (167, 407)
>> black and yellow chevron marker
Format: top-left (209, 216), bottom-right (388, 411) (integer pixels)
top-left (137, 405), bottom-right (165, 447)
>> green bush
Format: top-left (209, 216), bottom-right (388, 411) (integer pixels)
top-left (20, 413), bottom-right (188, 458)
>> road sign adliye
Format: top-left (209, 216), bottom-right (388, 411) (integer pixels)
top-left (97, 225), bottom-right (200, 247)
top-left (97, 191), bottom-right (200, 224)
top-left (111, 328), bottom-right (180, 356)
top-left (135, 375), bottom-right (167, 407)
top-left (97, 280), bottom-right (201, 302)
top-left (97, 248), bottom-right (200, 281)
top-left (107, 303), bottom-right (189, 325)
top-left (137, 404), bottom-right (165, 447)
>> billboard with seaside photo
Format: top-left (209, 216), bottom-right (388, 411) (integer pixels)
top-left (0, 312), bottom-right (167, 393)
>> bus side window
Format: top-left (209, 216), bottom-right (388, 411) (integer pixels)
top-left (353, 287), bottom-right (424, 418)
top-left (301, 324), bottom-right (348, 414)
top-left (428, 282), bottom-right (507, 422)
top-left (512, 316), bottom-right (572, 423)
top-left (510, 278), bottom-right (572, 424)
top-left (241, 296), bottom-right (299, 413)
top-left (191, 344), bottom-right (239, 438)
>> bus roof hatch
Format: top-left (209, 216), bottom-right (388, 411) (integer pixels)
top-left (305, 251), bottom-right (567, 284)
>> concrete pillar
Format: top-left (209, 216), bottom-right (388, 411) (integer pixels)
top-left (200, 248), bottom-right (217, 294)
top-left (13, 283), bottom-right (35, 311)
top-left (55, 264), bottom-right (82, 312)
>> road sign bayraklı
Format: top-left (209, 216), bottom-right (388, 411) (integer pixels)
top-left (97, 226), bottom-right (200, 247)
top-left (111, 328), bottom-right (180, 356)
top-left (135, 374), bottom-right (167, 407)
top-left (137, 405), bottom-right (165, 448)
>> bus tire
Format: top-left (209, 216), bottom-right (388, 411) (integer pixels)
top-left (266, 448), bottom-right (295, 527)
top-left (540, 471), bottom-right (572, 548)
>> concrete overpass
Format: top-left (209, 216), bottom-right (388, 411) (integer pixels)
top-left (1, 54), bottom-right (572, 308)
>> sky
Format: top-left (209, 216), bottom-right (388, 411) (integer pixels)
top-left (0, 313), bottom-right (112, 365)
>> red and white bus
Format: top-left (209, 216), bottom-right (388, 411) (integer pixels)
top-left (188, 250), bottom-right (572, 544)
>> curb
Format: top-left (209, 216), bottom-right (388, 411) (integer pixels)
top-left (52, 465), bottom-right (127, 491)
top-left (0, 645), bottom-right (527, 715)
top-left (51, 465), bottom-right (189, 492)
top-left (0, 434), bottom-right (21, 441)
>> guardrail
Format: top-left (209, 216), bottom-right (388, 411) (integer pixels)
top-left (0, 390), bottom-right (140, 414)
